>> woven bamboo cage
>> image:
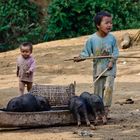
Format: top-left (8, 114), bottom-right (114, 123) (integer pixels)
top-left (30, 82), bottom-right (76, 106)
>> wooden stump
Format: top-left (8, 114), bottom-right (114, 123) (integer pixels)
top-left (120, 30), bottom-right (140, 49)
top-left (120, 33), bottom-right (131, 49)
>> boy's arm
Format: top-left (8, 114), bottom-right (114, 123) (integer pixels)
top-left (108, 37), bottom-right (119, 70)
top-left (16, 57), bottom-right (19, 77)
top-left (28, 58), bottom-right (35, 73)
top-left (74, 38), bottom-right (93, 62)
top-left (16, 66), bottom-right (19, 77)
top-left (110, 38), bottom-right (119, 63)
top-left (80, 38), bottom-right (93, 58)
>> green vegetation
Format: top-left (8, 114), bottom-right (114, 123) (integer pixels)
top-left (0, 0), bottom-right (45, 51)
top-left (46, 0), bottom-right (140, 40)
top-left (0, 0), bottom-right (140, 52)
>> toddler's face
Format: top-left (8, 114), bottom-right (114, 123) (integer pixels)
top-left (20, 45), bottom-right (32, 59)
top-left (97, 16), bottom-right (112, 34)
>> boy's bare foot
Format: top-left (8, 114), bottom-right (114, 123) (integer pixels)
top-left (105, 106), bottom-right (110, 117)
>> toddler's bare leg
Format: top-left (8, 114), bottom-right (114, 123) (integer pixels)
top-left (19, 81), bottom-right (25, 95)
top-left (27, 82), bottom-right (33, 92)
top-left (76, 113), bottom-right (81, 127)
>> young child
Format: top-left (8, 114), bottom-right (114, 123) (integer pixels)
top-left (74, 11), bottom-right (119, 117)
top-left (17, 42), bottom-right (35, 95)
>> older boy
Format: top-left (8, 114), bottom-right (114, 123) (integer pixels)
top-left (74, 11), bottom-right (119, 117)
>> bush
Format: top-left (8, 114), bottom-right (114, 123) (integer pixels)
top-left (0, 0), bottom-right (139, 51)
top-left (46, 0), bottom-right (140, 41)
top-left (45, 0), bottom-right (95, 41)
top-left (0, 0), bottom-right (44, 52)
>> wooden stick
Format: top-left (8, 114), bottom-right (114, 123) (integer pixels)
top-left (93, 68), bottom-right (108, 85)
top-left (119, 56), bottom-right (140, 58)
top-left (64, 55), bottom-right (140, 61)
top-left (64, 56), bottom-right (112, 61)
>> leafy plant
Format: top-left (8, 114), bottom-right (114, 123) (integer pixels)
top-left (46, 0), bottom-right (140, 41)
top-left (0, 0), bottom-right (139, 51)
top-left (0, 0), bottom-right (44, 52)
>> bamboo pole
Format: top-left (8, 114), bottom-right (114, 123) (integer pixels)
top-left (93, 68), bottom-right (108, 84)
top-left (118, 56), bottom-right (140, 58)
top-left (64, 55), bottom-right (140, 61)
top-left (64, 56), bottom-right (112, 61)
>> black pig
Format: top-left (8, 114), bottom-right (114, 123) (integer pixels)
top-left (68, 96), bottom-right (90, 127)
top-left (6, 94), bottom-right (39, 112)
top-left (0, 94), bottom-right (51, 112)
top-left (80, 91), bottom-right (107, 125)
top-left (34, 95), bottom-right (51, 111)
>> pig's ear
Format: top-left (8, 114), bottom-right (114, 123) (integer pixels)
top-left (40, 100), bottom-right (45, 105)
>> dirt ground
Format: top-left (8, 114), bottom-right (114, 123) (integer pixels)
top-left (0, 29), bottom-right (140, 140)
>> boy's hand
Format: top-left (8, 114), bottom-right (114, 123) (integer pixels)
top-left (108, 61), bottom-right (113, 70)
top-left (73, 56), bottom-right (85, 62)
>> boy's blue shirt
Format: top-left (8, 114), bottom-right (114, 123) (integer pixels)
top-left (80, 33), bottom-right (119, 77)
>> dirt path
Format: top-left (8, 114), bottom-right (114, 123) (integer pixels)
top-left (0, 29), bottom-right (140, 140)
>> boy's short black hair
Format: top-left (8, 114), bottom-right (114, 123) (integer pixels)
top-left (20, 42), bottom-right (33, 53)
top-left (94, 11), bottom-right (112, 30)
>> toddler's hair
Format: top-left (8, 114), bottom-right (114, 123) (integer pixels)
top-left (20, 42), bottom-right (33, 53)
top-left (94, 11), bottom-right (111, 30)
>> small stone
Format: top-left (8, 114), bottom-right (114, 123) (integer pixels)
top-left (73, 131), bottom-right (78, 134)
top-left (89, 134), bottom-right (93, 137)
top-left (90, 124), bottom-right (96, 130)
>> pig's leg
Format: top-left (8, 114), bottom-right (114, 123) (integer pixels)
top-left (83, 108), bottom-right (90, 126)
top-left (76, 112), bottom-right (81, 127)
top-left (90, 108), bottom-right (98, 126)
top-left (74, 107), bottom-right (81, 126)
